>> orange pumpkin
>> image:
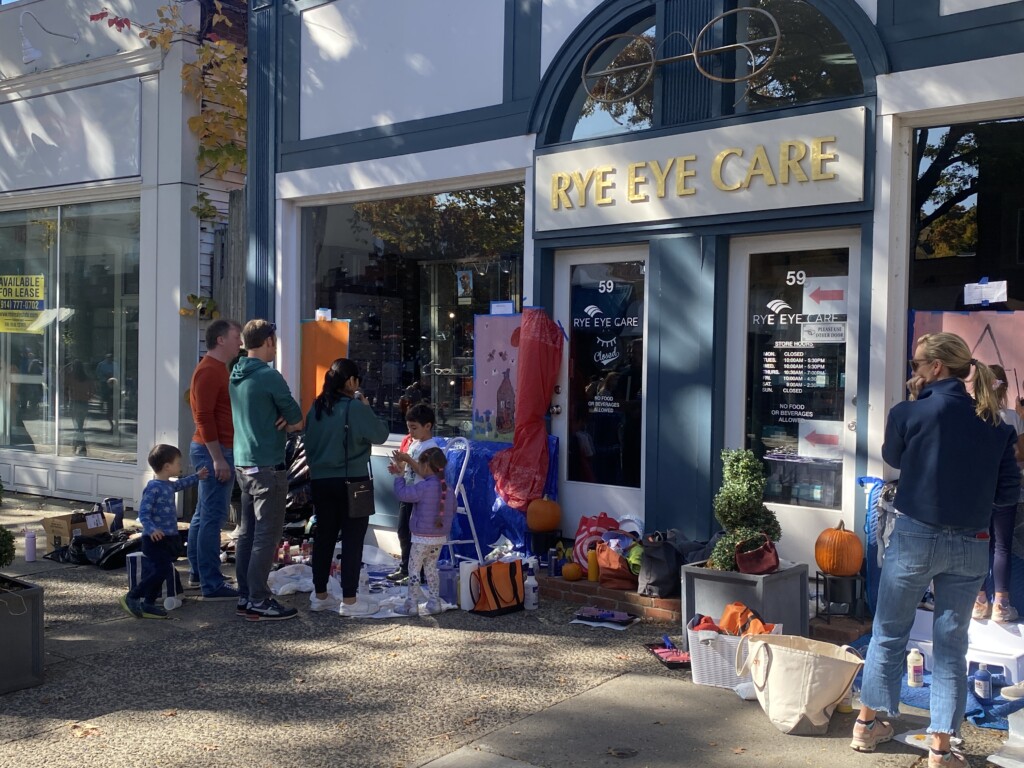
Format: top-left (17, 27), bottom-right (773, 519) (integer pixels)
top-left (814, 520), bottom-right (864, 576)
top-left (562, 562), bottom-right (584, 581)
top-left (526, 497), bottom-right (561, 532)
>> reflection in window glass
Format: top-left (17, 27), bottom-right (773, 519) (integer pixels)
top-left (746, 249), bottom-right (848, 509)
top-left (573, 25), bottom-right (655, 141)
top-left (0, 199), bottom-right (139, 462)
top-left (733, 0), bottom-right (862, 113)
top-left (303, 184), bottom-right (524, 436)
top-left (909, 117), bottom-right (1024, 311)
top-left (567, 261), bottom-right (644, 488)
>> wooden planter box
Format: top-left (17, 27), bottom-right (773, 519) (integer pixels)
top-left (680, 561), bottom-right (808, 649)
top-left (0, 574), bottom-right (44, 695)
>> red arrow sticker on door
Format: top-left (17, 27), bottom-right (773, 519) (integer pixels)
top-left (805, 431), bottom-right (840, 446)
top-left (809, 287), bottom-right (845, 304)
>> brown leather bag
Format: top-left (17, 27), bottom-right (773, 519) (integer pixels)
top-left (734, 533), bottom-right (780, 575)
top-left (596, 541), bottom-right (639, 591)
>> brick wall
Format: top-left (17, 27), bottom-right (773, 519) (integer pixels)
top-left (537, 573), bottom-right (681, 625)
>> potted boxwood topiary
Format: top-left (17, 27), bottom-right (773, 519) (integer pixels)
top-left (680, 449), bottom-right (808, 640)
top-left (707, 449), bottom-right (782, 571)
top-left (0, 526), bottom-right (45, 694)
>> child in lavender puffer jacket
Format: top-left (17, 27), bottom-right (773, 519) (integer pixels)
top-left (388, 447), bottom-right (455, 615)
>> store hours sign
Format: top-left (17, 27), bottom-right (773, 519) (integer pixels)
top-left (747, 252), bottom-right (848, 509)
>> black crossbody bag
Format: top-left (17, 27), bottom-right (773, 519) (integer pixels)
top-left (344, 400), bottom-right (376, 518)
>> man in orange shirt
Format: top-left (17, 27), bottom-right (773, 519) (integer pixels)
top-left (187, 319), bottom-right (243, 600)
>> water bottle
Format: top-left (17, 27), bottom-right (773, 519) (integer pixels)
top-left (24, 529), bottom-right (36, 563)
top-left (907, 648), bottom-right (924, 687)
top-left (281, 539), bottom-right (292, 564)
top-left (358, 565), bottom-right (369, 597)
top-left (547, 548), bottom-right (557, 577)
top-left (975, 663), bottom-right (993, 701)
top-left (524, 566), bottom-right (539, 610)
top-left (300, 539), bottom-right (312, 562)
top-left (587, 544), bottom-right (599, 582)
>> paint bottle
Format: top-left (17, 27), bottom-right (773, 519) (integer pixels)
top-left (524, 566), bottom-right (539, 610)
top-left (837, 684), bottom-right (854, 713)
top-left (24, 529), bottom-right (36, 563)
top-left (975, 663), bottom-right (993, 701)
top-left (907, 648), bottom-right (925, 688)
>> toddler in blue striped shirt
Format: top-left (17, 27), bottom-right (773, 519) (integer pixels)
top-left (119, 444), bottom-right (207, 619)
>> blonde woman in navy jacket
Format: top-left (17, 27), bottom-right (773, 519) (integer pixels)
top-left (851, 332), bottom-right (1019, 767)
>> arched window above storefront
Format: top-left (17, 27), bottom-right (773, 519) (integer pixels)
top-left (573, 23), bottom-right (657, 141)
top-left (730, 0), bottom-right (863, 114)
top-left (535, 0), bottom-right (885, 147)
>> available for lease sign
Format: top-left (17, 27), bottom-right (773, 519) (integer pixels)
top-left (0, 275), bottom-right (45, 334)
top-left (534, 107), bottom-right (866, 232)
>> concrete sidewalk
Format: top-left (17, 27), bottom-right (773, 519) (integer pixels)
top-left (0, 492), bottom-right (1007, 768)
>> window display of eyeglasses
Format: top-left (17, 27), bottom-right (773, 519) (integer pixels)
top-left (302, 184), bottom-right (525, 434)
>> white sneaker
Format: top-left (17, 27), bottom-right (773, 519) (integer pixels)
top-left (338, 599), bottom-right (375, 617)
top-left (393, 598), bottom-right (418, 616)
top-left (309, 593), bottom-right (341, 612)
top-left (423, 598), bottom-right (443, 615)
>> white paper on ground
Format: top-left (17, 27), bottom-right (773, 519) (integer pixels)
top-left (569, 618), bottom-right (640, 630)
top-left (894, 728), bottom-right (962, 752)
top-left (355, 595), bottom-right (456, 619)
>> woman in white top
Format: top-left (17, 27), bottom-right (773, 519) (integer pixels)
top-left (974, 363), bottom-right (1024, 623)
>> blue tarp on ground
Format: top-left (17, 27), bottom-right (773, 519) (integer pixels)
top-left (851, 634), bottom-right (1022, 731)
top-left (437, 436), bottom-right (558, 560)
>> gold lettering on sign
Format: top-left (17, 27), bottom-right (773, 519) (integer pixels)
top-left (648, 158), bottom-right (674, 198)
top-left (570, 169), bottom-right (596, 207)
top-left (627, 162), bottom-right (649, 203)
top-left (547, 130), bottom-right (849, 212)
top-left (595, 166), bottom-right (615, 205)
top-left (675, 155), bottom-right (696, 196)
top-left (743, 144), bottom-right (777, 188)
top-left (811, 136), bottom-right (837, 181)
top-left (712, 148), bottom-right (743, 192)
top-left (551, 172), bottom-right (572, 210)
top-left (779, 141), bottom-right (809, 184)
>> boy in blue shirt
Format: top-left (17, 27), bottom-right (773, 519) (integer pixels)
top-left (120, 444), bottom-right (207, 619)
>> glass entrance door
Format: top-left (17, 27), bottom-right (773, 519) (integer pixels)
top-left (725, 229), bottom-right (861, 565)
top-left (552, 245), bottom-right (647, 536)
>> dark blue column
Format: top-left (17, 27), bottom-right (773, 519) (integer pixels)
top-left (247, 0), bottom-right (277, 321)
top-left (660, 0), bottom-right (718, 126)
top-left (645, 235), bottom-right (726, 540)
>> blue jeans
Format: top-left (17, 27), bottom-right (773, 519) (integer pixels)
top-left (187, 442), bottom-right (234, 594)
top-left (860, 514), bottom-right (990, 735)
top-left (234, 467), bottom-right (287, 605)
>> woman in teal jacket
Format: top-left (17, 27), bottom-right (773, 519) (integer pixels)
top-left (304, 359), bottom-right (389, 616)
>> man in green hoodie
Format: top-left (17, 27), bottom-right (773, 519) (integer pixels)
top-left (230, 319), bottom-right (305, 621)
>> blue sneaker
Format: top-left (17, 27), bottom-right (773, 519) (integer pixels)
top-left (200, 585), bottom-right (240, 602)
top-left (119, 593), bottom-right (143, 619)
top-left (236, 598), bottom-right (250, 617)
